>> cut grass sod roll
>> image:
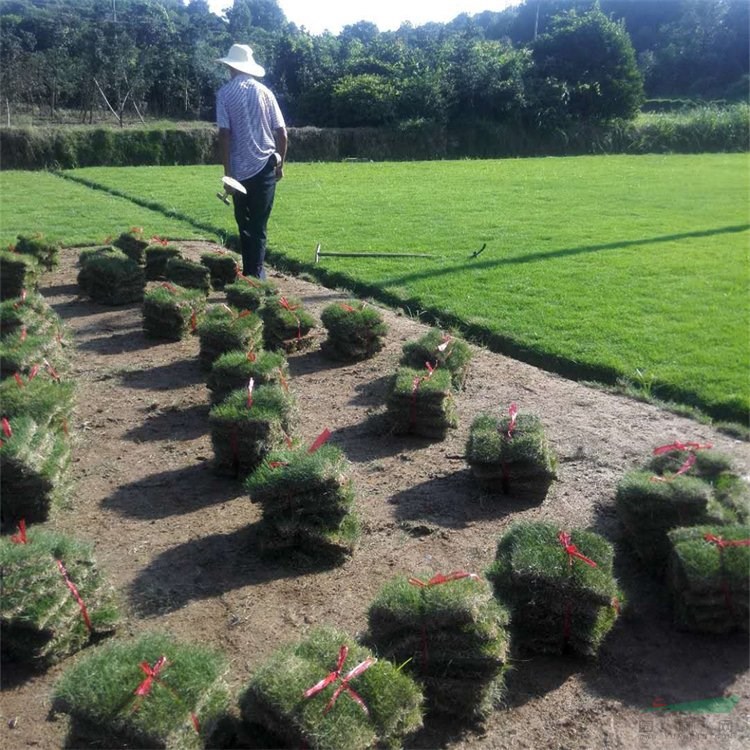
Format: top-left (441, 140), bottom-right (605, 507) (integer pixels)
top-left (386, 365), bottom-right (458, 439)
top-left (366, 572), bottom-right (510, 720)
top-left (466, 405), bottom-right (557, 493)
top-left (53, 632), bottom-right (231, 750)
top-left (0, 415), bottom-right (71, 530)
top-left (77, 247), bottom-right (145, 305)
top-left (197, 304), bottom-right (264, 371)
top-left (143, 283), bottom-right (207, 341)
top-left (0, 250), bottom-right (39, 300)
top-left (320, 300), bottom-right (388, 361)
top-left (209, 384), bottom-right (294, 478)
top-left (207, 349), bottom-right (289, 406)
top-left (668, 525), bottom-right (750, 634)
top-left (145, 243), bottom-right (182, 280)
top-left (0, 324), bottom-right (67, 381)
top-left (225, 274), bottom-right (279, 313)
top-left (200, 250), bottom-right (241, 290)
top-left (245, 440), bottom-right (360, 561)
top-left (165, 257), bottom-right (211, 295)
top-left (0, 375), bottom-right (75, 432)
top-left (486, 522), bottom-right (622, 657)
top-left (239, 626), bottom-right (423, 750)
top-left (400, 329), bottom-right (472, 390)
top-left (1, 290), bottom-right (65, 340)
top-left (0, 525), bottom-right (119, 665)
top-left (14, 233), bottom-right (60, 270)
top-left (112, 228), bottom-right (149, 264)
top-left (261, 295), bottom-right (316, 352)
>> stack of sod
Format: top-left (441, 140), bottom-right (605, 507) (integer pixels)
top-left (261, 295), bottom-right (316, 352)
top-left (209, 384), bottom-right (294, 478)
top-left (0, 415), bottom-right (71, 529)
top-left (320, 300), bottom-right (388, 361)
top-left (145, 243), bottom-right (182, 280)
top-left (401, 329), bottom-right (472, 390)
top-left (386, 365), bottom-right (458, 439)
top-left (667, 525), bottom-right (750, 634)
top-left (1, 290), bottom-right (62, 340)
top-left (0, 249), bottom-right (39, 300)
top-left (0, 326), bottom-right (67, 380)
top-left (0, 526), bottom-right (119, 665)
top-left (366, 573), bottom-right (510, 719)
top-left (77, 247), bottom-right (145, 305)
top-left (200, 250), bottom-right (241, 290)
top-left (245, 441), bottom-right (360, 560)
top-left (113, 228), bottom-right (149, 264)
top-left (143, 283), bottom-right (207, 341)
top-left (224, 274), bottom-right (279, 313)
top-left (207, 349), bottom-right (289, 406)
top-left (0, 374), bottom-right (75, 434)
top-left (487, 521), bottom-right (621, 657)
top-left (165, 257), bottom-right (211, 295)
top-left (465, 406), bottom-right (557, 492)
top-left (239, 626), bottom-right (423, 750)
top-left (14, 233), bottom-right (60, 270)
top-left (53, 632), bottom-right (230, 750)
top-left (197, 304), bottom-right (264, 371)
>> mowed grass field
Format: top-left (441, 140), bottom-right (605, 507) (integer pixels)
top-left (1, 153), bottom-right (747, 421)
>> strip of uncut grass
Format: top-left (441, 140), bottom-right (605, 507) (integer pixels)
top-left (22, 155), bottom-right (750, 419)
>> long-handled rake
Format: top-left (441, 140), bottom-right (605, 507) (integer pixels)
top-left (314, 243), bottom-right (486, 264)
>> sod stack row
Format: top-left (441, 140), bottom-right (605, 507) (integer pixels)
top-left (320, 300), bottom-right (387, 361)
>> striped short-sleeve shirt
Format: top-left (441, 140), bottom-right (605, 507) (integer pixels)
top-left (216, 74), bottom-right (286, 181)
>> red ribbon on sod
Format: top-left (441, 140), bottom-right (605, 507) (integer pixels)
top-left (558, 530), bottom-right (598, 568)
top-left (11, 519), bottom-right (27, 544)
top-left (2, 417), bottom-right (12, 438)
top-left (308, 428), bottom-right (331, 453)
top-left (653, 441), bottom-right (713, 455)
top-left (651, 452), bottom-right (696, 483)
top-left (339, 302), bottom-right (356, 313)
top-left (410, 362), bottom-right (435, 427)
top-left (703, 533), bottom-right (750, 616)
top-left (303, 645), bottom-right (375, 715)
top-left (408, 571), bottom-right (479, 587)
top-left (279, 297), bottom-right (302, 339)
top-left (57, 559), bottom-right (93, 632)
top-left (437, 334), bottom-right (452, 353)
top-left (506, 403), bottom-right (518, 440)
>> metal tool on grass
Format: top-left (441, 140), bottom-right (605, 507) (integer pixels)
top-left (216, 176), bottom-right (247, 205)
top-left (314, 243), bottom-right (487, 264)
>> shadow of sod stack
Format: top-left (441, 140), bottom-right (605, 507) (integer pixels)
top-left (53, 632), bottom-right (231, 750)
top-left (487, 522), bottom-right (622, 657)
top-left (77, 247), bottom-right (145, 305)
top-left (615, 446), bottom-right (749, 572)
top-left (245, 442), bottom-right (360, 562)
top-left (320, 300), bottom-right (388, 361)
top-left (197, 304), bottom-right (264, 371)
top-left (239, 626), bottom-right (424, 750)
top-left (0, 528), bottom-right (118, 665)
top-left (366, 572), bottom-right (511, 721)
top-left (143, 283), bottom-right (207, 341)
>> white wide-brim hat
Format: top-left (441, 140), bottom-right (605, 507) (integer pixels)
top-left (216, 44), bottom-right (265, 77)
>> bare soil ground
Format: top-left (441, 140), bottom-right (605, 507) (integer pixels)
top-left (2, 242), bottom-right (749, 750)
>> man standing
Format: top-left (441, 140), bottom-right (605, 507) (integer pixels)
top-left (216, 44), bottom-right (287, 279)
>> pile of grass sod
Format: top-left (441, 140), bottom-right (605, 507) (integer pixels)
top-left (200, 250), bottom-right (241, 290)
top-left (0, 415), bottom-right (71, 529)
top-left (1, 527), bottom-right (119, 665)
top-left (386, 366), bottom-right (458, 439)
top-left (261, 295), bottom-right (316, 352)
top-left (207, 349), bottom-right (289, 406)
top-left (366, 573), bottom-right (510, 719)
top-left (112, 228), bottom-right (149, 264)
top-left (197, 305), bottom-right (264, 371)
top-left (145, 243), bottom-right (182, 280)
top-left (400, 330), bottom-right (472, 390)
top-left (245, 442), bottom-right (360, 560)
top-left (0, 375), bottom-right (74, 433)
top-left (209, 384), bottom-right (294, 478)
top-left (53, 632), bottom-right (230, 750)
top-left (239, 626), bottom-right (423, 750)
top-left (14, 233), bottom-right (60, 270)
top-left (225, 274), bottom-right (279, 313)
top-left (668, 525), bottom-right (750, 634)
top-left (77, 247), bottom-right (145, 305)
top-left (487, 522), bottom-right (621, 657)
top-left (320, 300), bottom-right (388, 361)
top-left (0, 290), bottom-right (63, 340)
top-left (0, 250), bottom-right (39, 300)
top-left (143, 283), bottom-right (206, 341)
top-left (465, 407), bottom-right (557, 492)
top-left (165, 257), bottom-right (211, 295)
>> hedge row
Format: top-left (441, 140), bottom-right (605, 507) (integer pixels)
top-left (1, 106), bottom-right (747, 170)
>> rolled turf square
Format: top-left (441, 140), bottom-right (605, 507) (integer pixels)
top-left (53, 632), bottom-right (230, 750)
top-left (0, 249), bottom-right (39, 300)
top-left (77, 248), bottom-right (145, 305)
top-left (113, 229), bottom-right (149, 264)
top-left (261, 295), bottom-right (316, 352)
top-left (1, 290), bottom-right (64, 341)
top-left (14, 233), bottom-right (60, 270)
top-left (486, 521), bottom-right (621, 657)
top-left (0, 374), bottom-right (74, 433)
top-left (200, 250), bottom-right (241, 290)
top-left (239, 626), bottom-right (423, 750)
top-left (164, 257), bottom-right (211, 295)
top-left (320, 300), bottom-right (387, 361)
top-left (400, 329), bottom-right (472, 390)
top-left (667, 525), bottom-right (750, 634)
top-left (143, 283), bottom-right (206, 341)
top-left (207, 349), bottom-right (289, 406)
top-left (145, 244), bottom-right (182, 280)
top-left (0, 324), bottom-right (67, 381)
top-left (225, 274), bottom-right (279, 313)
top-left (1, 525), bottom-right (119, 665)
top-left (197, 304), bottom-right (264, 371)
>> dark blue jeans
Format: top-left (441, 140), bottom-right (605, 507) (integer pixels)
top-left (233, 156), bottom-right (277, 279)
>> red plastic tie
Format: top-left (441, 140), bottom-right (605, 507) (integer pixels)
top-left (653, 441), bottom-right (713, 455)
top-left (20, 326), bottom-right (27, 343)
top-left (13, 372), bottom-right (25, 388)
top-left (279, 297), bottom-right (301, 339)
top-left (437, 334), bottom-right (452, 353)
top-left (247, 351), bottom-right (257, 362)
top-left (28, 364), bottom-right (40, 381)
top-left (408, 571), bottom-right (479, 587)
top-left (308, 428), bottom-right (331, 454)
top-left (506, 403), bottom-right (518, 440)
top-left (303, 645), bottom-right (375, 715)
top-left (340, 303), bottom-right (356, 313)
top-left (56, 559), bottom-right (93, 632)
top-left (558, 530), bottom-right (598, 568)
top-left (2, 417), bottom-right (12, 438)
top-left (704, 534), bottom-right (750, 616)
top-left (10, 519), bottom-right (27, 544)
top-left (651, 452), bottom-right (697, 483)
top-left (409, 363), bottom-right (435, 428)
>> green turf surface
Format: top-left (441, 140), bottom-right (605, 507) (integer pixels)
top-left (1, 154), bottom-right (747, 420)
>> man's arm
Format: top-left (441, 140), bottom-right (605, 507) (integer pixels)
top-left (219, 127), bottom-right (232, 177)
top-left (274, 126), bottom-right (287, 181)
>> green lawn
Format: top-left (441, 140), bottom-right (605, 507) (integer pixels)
top-left (1, 154), bottom-right (747, 421)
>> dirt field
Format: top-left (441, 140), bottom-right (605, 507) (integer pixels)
top-left (1, 242), bottom-right (748, 750)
